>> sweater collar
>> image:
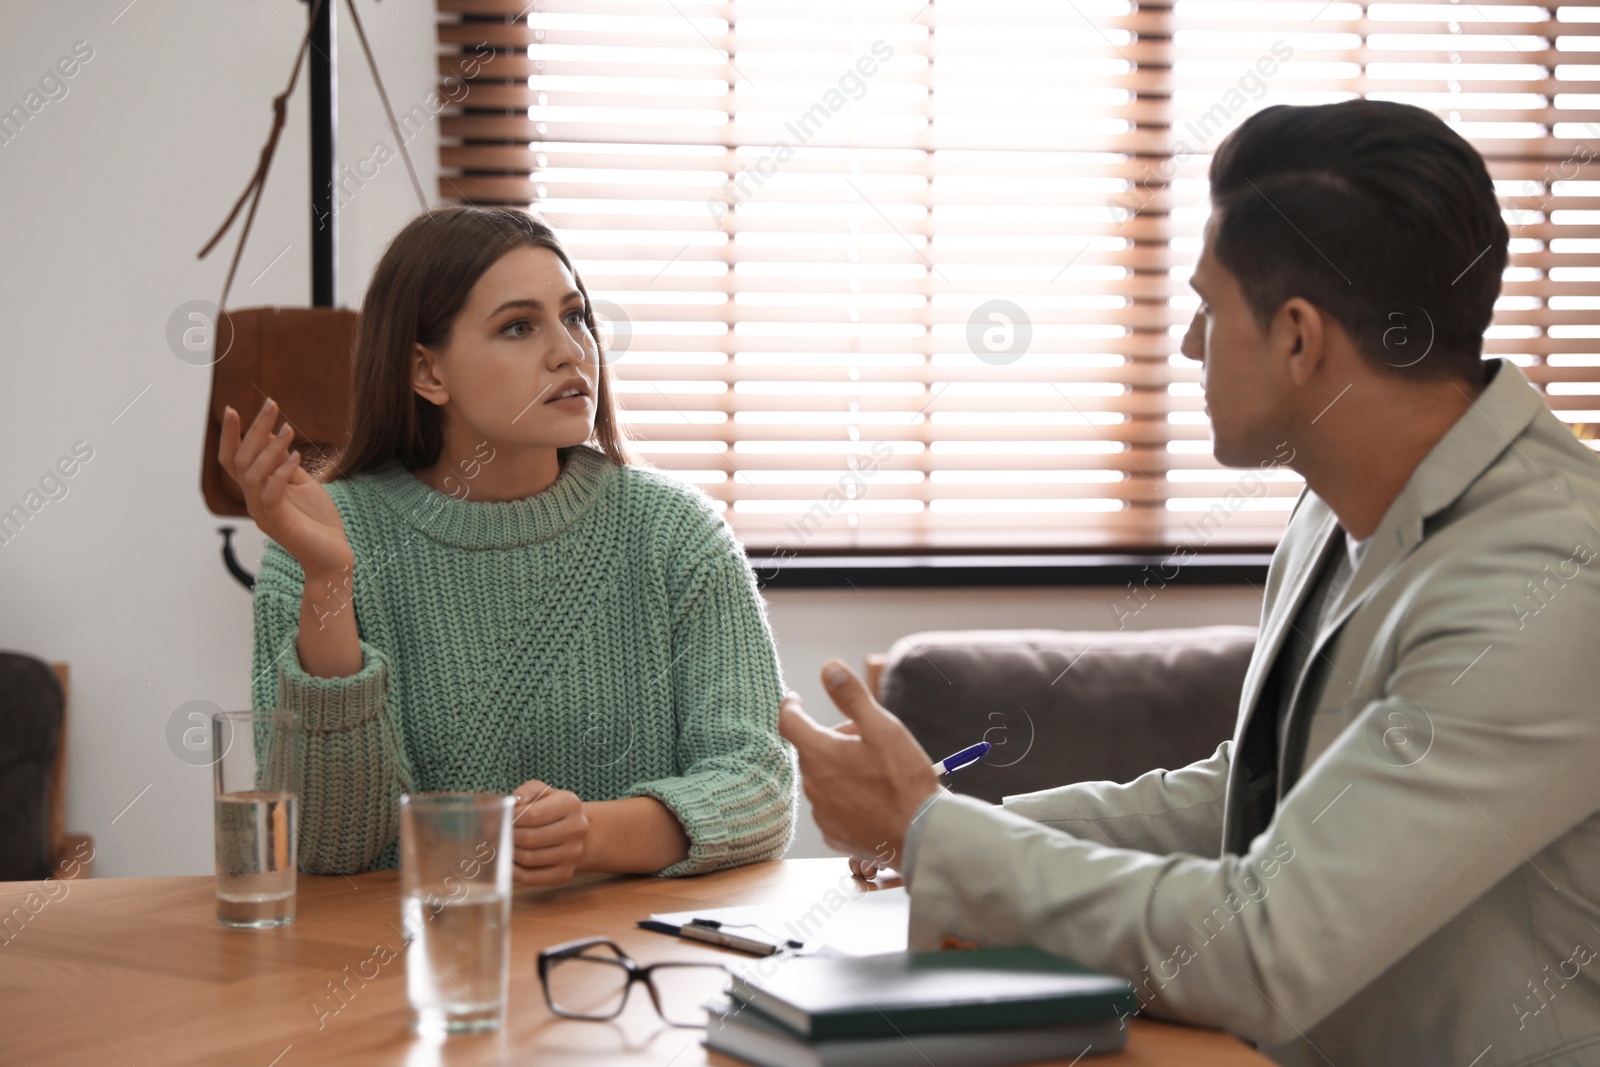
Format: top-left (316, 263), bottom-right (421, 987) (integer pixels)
top-left (363, 446), bottom-right (615, 549)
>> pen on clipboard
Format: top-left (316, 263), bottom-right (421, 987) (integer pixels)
top-left (636, 918), bottom-right (802, 957)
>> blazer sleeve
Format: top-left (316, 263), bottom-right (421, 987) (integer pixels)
top-left (252, 540), bottom-right (413, 874)
top-left (997, 740), bottom-right (1232, 859)
top-left (624, 520), bottom-right (797, 877)
top-left (906, 524), bottom-right (1600, 1047)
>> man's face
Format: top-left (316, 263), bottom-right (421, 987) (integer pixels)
top-left (1180, 213), bottom-right (1290, 467)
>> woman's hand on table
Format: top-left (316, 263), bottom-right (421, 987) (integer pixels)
top-left (510, 779), bottom-right (590, 886)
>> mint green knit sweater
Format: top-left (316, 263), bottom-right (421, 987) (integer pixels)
top-left (250, 445), bottom-right (796, 877)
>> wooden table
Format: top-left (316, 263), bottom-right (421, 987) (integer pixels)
top-left (0, 858), bottom-right (1271, 1066)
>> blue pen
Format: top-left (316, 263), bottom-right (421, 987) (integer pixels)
top-left (931, 741), bottom-right (991, 776)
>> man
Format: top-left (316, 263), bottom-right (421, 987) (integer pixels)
top-left (779, 99), bottom-right (1600, 1066)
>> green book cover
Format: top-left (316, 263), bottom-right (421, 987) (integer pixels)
top-left (705, 995), bottom-right (1128, 1067)
top-left (726, 946), bottom-right (1137, 1042)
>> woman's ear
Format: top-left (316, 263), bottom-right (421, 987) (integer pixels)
top-left (411, 343), bottom-right (449, 407)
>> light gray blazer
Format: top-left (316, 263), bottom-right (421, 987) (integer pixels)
top-left (906, 360), bottom-right (1600, 1066)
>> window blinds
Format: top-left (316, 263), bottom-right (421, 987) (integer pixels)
top-left (433, 0), bottom-right (1600, 553)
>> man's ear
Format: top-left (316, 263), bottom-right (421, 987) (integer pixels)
top-left (411, 343), bottom-right (449, 407)
top-left (1275, 297), bottom-right (1327, 388)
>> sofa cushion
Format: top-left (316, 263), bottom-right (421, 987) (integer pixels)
top-left (879, 626), bottom-right (1256, 804)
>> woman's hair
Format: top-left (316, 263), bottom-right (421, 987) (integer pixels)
top-left (317, 206), bottom-right (632, 482)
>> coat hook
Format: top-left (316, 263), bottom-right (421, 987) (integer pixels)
top-left (219, 526), bottom-right (256, 591)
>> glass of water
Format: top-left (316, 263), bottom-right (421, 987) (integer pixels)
top-left (212, 710), bottom-right (299, 928)
top-left (399, 792), bottom-right (516, 1036)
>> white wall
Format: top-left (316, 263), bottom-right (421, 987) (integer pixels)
top-left (1, 0), bottom-right (445, 879)
top-left (0, 2), bottom-right (1263, 878)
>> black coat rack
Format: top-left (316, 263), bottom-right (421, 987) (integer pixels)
top-left (220, 0), bottom-right (338, 592)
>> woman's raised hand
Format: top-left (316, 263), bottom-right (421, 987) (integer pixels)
top-left (218, 398), bottom-right (354, 577)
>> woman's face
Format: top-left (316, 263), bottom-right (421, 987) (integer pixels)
top-left (412, 246), bottom-right (601, 450)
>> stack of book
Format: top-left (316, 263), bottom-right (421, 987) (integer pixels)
top-left (703, 945), bottom-right (1138, 1067)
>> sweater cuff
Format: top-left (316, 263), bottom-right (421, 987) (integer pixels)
top-left (630, 778), bottom-right (733, 877)
top-left (274, 638), bottom-right (390, 733)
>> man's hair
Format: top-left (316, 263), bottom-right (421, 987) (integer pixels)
top-left (1208, 100), bottom-right (1508, 383)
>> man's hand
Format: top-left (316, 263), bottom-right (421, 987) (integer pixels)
top-left (828, 722), bottom-right (896, 880)
top-left (848, 851), bottom-right (889, 880)
top-left (778, 660), bottom-right (940, 876)
top-left (510, 779), bottom-right (589, 886)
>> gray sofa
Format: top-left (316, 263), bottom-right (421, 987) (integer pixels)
top-left (877, 626), bottom-right (1257, 805)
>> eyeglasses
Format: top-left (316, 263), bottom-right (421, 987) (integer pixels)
top-left (538, 937), bottom-right (731, 1028)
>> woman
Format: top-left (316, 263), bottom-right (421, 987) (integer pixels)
top-left (219, 206), bottom-right (795, 885)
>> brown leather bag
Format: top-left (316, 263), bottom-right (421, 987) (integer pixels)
top-left (197, 0), bottom-right (426, 516)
